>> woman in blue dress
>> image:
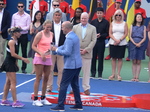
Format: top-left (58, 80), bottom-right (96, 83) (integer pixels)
top-left (129, 13), bottom-right (146, 82)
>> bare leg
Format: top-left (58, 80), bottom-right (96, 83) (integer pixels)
top-left (42, 65), bottom-right (51, 96)
top-left (117, 58), bottom-right (123, 75)
top-left (109, 58), bottom-right (116, 80)
top-left (135, 60), bottom-right (141, 81)
top-left (34, 64), bottom-right (43, 96)
top-left (2, 73), bottom-right (11, 101)
top-left (132, 60), bottom-right (137, 81)
top-left (112, 58), bottom-right (117, 77)
top-left (117, 58), bottom-right (122, 81)
top-left (6, 72), bottom-right (17, 103)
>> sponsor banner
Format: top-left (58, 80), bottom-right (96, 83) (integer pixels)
top-left (31, 91), bottom-right (135, 108)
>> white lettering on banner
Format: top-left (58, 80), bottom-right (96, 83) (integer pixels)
top-left (26, 0), bottom-right (32, 11)
top-left (66, 100), bottom-right (102, 106)
top-left (66, 100), bottom-right (75, 104)
top-left (82, 102), bottom-right (102, 106)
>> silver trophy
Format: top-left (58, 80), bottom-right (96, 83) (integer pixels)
top-left (45, 42), bottom-right (54, 55)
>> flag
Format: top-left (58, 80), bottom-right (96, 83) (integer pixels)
top-left (32, 0), bottom-right (39, 21)
top-left (49, 0), bottom-right (54, 13)
top-left (105, 0), bottom-right (115, 22)
top-left (47, 0), bottom-right (50, 12)
top-left (89, 0), bottom-right (97, 22)
top-left (124, 0), bottom-right (129, 14)
top-left (124, 0), bottom-right (135, 41)
top-left (70, 0), bottom-right (79, 18)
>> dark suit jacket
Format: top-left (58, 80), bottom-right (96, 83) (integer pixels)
top-left (1, 9), bottom-right (11, 39)
top-left (51, 21), bottom-right (66, 46)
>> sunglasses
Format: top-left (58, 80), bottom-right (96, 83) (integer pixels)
top-left (53, 4), bottom-right (59, 7)
top-left (18, 6), bottom-right (24, 8)
top-left (115, 14), bottom-right (121, 17)
top-left (0, 3), bottom-right (4, 5)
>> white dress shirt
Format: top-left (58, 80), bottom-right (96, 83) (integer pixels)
top-left (54, 21), bottom-right (61, 46)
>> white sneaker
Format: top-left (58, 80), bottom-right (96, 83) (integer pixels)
top-left (32, 100), bottom-right (43, 107)
top-left (41, 99), bottom-right (52, 105)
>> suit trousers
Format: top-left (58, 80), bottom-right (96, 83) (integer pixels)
top-left (0, 35), bottom-right (6, 67)
top-left (58, 67), bottom-right (82, 108)
top-left (47, 55), bottom-right (64, 91)
top-left (91, 40), bottom-right (105, 77)
top-left (82, 57), bottom-right (91, 91)
top-left (18, 34), bottom-right (28, 70)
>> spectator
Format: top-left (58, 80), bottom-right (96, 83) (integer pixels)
top-left (134, 0), bottom-right (146, 19)
top-left (11, 2), bottom-right (31, 74)
top-left (50, 21), bottom-right (83, 111)
top-left (0, 27), bottom-right (30, 107)
top-left (91, 7), bottom-right (109, 79)
top-left (47, 8), bottom-right (66, 93)
top-left (32, 20), bottom-right (53, 106)
top-left (70, 7), bottom-right (83, 25)
top-left (129, 13), bottom-right (146, 82)
top-left (28, 11), bottom-right (44, 74)
top-left (73, 12), bottom-right (97, 95)
top-left (29, 0), bottom-right (48, 18)
top-left (46, 0), bottom-right (67, 22)
top-left (59, 0), bottom-right (69, 15)
top-left (108, 9), bottom-right (128, 81)
top-left (105, 0), bottom-right (125, 60)
top-left (124, 0), bottom-right (147, 62)
top-left (0, 0), bottom-right (11, 71)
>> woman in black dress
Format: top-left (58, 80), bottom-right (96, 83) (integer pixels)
top-left (0, 27), bottom-right (30, 108)
top-left (70, 7), bottom-right (83, 25)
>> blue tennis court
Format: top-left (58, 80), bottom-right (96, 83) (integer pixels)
top-left (0, 72), bottom-right (150, 112)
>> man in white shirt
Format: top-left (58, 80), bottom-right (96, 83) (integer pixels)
top-left (47, 8), bottom-right (66, 92)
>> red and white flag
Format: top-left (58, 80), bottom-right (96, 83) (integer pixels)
top-left (32, 0), bottom-right (39, 21)
top-left (48, 0), bottom-right (54, 13)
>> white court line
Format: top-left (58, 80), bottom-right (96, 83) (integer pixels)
top-left (0, 77), bottom-right (36, 96)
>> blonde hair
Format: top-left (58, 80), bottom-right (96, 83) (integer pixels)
top-left (43, 20), bottom-right (52, 26)
top-left (112, 9), bottom-right (124, 22)
top-left (8, 27), bottom-right (21, 36)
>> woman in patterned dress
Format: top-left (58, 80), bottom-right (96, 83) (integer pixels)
top-left (129, 13), bottom-right (146, 82)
